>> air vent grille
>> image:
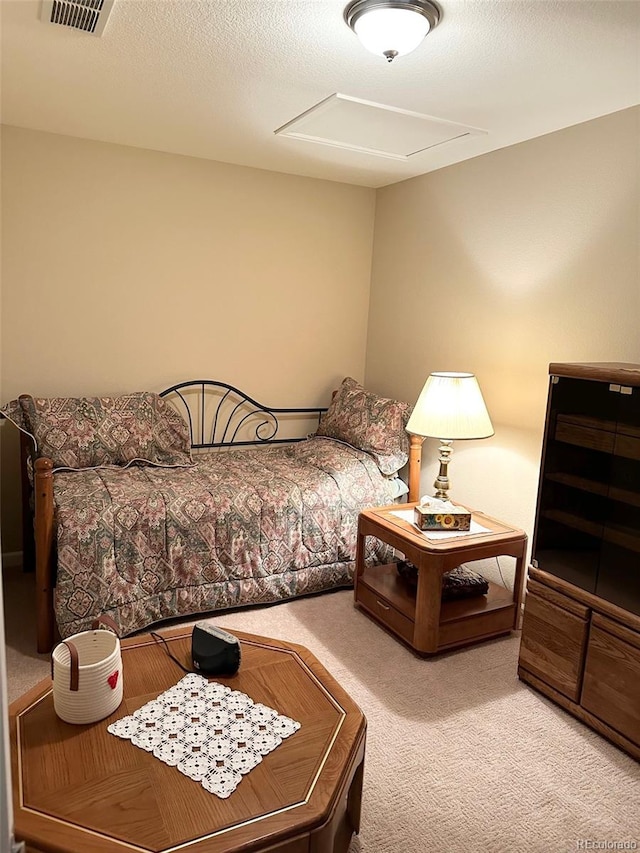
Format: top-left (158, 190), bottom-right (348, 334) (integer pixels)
top-left (40, 0), bottom-right (115, 35)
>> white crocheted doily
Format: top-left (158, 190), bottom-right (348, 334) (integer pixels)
top-left (108, 673), bottom-right (301, 798)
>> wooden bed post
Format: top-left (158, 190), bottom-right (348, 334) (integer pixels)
top-left (19, 431), bottom-right (35, 571)
top-left (34, 457), bottom-right (55, 653)
top-left (408, 434), bottom-right (424, 503)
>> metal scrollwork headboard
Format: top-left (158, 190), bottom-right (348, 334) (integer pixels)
top-left (160, 380), bottom-right (327, 450)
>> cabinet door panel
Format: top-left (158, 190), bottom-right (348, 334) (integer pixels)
top-left (581, 618), bottom-right (640, 746)
top-left (526, 367), bottom-right (640, 761)
top-left (597, 388), bottom-right (640, 615)
top-left (597, 541), bottom-right (640, 617)
top-left (550, 376), bottom-right (618, 425)
top-left (533, 376), bottom-right (616, 594)
top-left (518, 589), bottom-right (589, 701)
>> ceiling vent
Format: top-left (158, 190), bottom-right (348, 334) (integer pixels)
top-left (40, 0), bottom-right (115, 35)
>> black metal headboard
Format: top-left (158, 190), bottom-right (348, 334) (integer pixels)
top-left (160, 380), bottom-right (327, 450)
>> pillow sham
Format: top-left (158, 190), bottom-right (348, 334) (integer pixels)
top-left (316, 377), bottom-right (411, 475)
top-left (0, 398), bottom-right (31, 437)
top-left (1, 392), bottom-right (193, 471)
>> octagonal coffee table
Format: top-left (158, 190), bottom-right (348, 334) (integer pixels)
top-left (10, 627), bottom-right (366, 853)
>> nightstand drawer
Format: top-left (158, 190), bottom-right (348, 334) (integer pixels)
top-left (357, 581), bottom-right (414, 644)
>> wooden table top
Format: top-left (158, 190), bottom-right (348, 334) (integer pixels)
top-left (10, 627), bottom-right (366, 853)
top-left (359, 502), bottom-right (527, 555)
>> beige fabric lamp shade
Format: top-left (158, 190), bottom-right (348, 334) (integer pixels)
top-left (406, 372), bottom-right (493, 501)
top-left (406, 372), bottom-right (494, 440)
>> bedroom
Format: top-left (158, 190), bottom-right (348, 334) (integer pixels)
top-left (0, 1), bottom-right (639, 851)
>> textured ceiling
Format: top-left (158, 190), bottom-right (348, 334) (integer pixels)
top-left (1, 0), bottom-right (639, 187)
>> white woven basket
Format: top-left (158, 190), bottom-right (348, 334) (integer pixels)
top-left (51, 616), bottom-right (123, 725)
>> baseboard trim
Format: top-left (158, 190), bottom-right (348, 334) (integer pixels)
top-left (2, 551), bottom-right (23, 569)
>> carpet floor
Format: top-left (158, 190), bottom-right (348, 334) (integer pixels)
top-left (4, 567), bottom-right (640, 853)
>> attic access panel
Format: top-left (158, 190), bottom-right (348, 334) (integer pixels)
top-left (274, 93), bottom-right (487, 160)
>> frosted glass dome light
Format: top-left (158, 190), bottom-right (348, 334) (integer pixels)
top-left (344, 0), bottom-right (441, 63)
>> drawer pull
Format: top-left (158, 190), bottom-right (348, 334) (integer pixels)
top-left (376, 600), bottom-right (390, 611)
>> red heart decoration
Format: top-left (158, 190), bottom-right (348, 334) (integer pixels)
top-left (107, 671), bottom-right (119, 690)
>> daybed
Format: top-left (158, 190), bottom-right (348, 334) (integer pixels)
top-left (2, 378), bottom-right (422, 652)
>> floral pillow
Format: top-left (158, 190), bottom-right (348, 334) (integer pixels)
top-left (0, 398), bottom-right (31, 437)
top-left (316, 377), bottom-right (411, 475)
top-left (1, 392), bottom-right (193, 471)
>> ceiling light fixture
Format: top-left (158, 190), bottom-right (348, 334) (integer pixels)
top-left (344, 0), bottom-right (441, 63)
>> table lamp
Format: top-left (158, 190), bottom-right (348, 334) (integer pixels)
top-left (406, 372), bottom-right (494, 501)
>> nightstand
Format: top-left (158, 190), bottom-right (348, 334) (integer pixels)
top-left (354, 502), bottom-right (528, 654)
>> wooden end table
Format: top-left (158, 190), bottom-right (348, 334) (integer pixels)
top-left (355, 502), bottom-right (528, 655)
top-left (11, 627), bottom-right (366, 853)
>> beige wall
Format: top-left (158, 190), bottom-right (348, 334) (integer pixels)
top-left (366, 106), bottom-right (640, 582)
top-left (0, 126), bottom-right (376, 552)
top-left (3, 109), bottom-right (639, 566)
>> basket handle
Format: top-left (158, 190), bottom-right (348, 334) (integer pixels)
top-left (91, 614), bottom-right (120, 636)
top-left (50, 640), bottom-right (80, 692)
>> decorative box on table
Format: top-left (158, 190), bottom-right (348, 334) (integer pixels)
top-left (414, 498), bottom-right (471, 531)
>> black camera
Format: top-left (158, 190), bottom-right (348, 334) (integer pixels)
top-left (191, 623), bottom-right (241, 676)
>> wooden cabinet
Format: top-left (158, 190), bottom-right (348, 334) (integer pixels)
top-left (533, 362), bottom-right (640, 612)
top-left (518, 363), bottom-right (640, 761)
top-left (581, 614), bottom-right (640, 746)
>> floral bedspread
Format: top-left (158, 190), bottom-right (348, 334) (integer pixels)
top-left (53, 436), bottom-right (396, 638)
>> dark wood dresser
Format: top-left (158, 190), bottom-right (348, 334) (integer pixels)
top-left (518, 362), bottom-right (640, 760)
